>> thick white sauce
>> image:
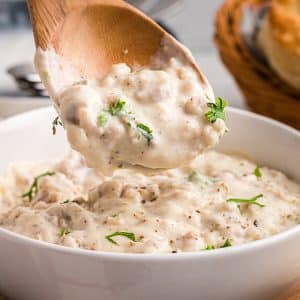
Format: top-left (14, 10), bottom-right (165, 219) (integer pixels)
top-left (0, 151), bottom-right (299, 253)
top-left (35, 50), bottom-right (227, 174)
top-left (0, 47), bottom-right (298, 254)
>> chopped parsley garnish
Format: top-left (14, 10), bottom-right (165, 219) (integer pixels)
top-left (226, 194), bottom-right (265, 208)
top-left (98, 100), bottom-right (154, 145)
top-left (105, 231), bottom-right (136, 245)
top-left (204, 245), bottom-right (215, 250)
top-left (108, 100), bottom-right (126, 116)
top-left (52, 116), bottom-right (63, 135)
top-left (187, 170), bottom-right (219, 186)
top-left (203, 239), bottom-right (232, 251)
top-left (205, 97), bottom-right (227, 123)
top-left (98, 112), bottom-right (109, 127)
top-left (59, 228), bottom-right (71, 237)
top-left (97, 100), bottom-right (125, 127)
top-left (62, 199), bottom-right (81, 205)
top-left (187, 170), bottom-right (199, 182)
top-left (220, 239), bottom-right (232, 248)
top-left (22, 171), bottom-right (55, 201)
top-left (254, 166), bottom-right (262, 178)
top-left (137, 123), bottom-right (153, 145)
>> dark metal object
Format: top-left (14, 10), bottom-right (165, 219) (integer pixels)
top-left (7, 63), bottom-right (48, 97)
top-left (0, 1), bottom-right (30, 29)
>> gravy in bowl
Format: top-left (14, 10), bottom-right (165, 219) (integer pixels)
top-left (0, 149), bottom-right (299, 253)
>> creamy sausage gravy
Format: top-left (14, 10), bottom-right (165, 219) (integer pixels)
top-left (0, 151), bottom-right (299, 253)
top-left (0, 48), bottom-right (299, 253)
top-left (36, 49), bottom-right (227, 174)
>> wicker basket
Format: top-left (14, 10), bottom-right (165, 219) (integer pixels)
top-left (214, 0), bottom-right (300, 130)
top-left (278, 284), bottom-right (300, 300)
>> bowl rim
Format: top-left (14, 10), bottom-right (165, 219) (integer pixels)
top-left (0, 106), bottom-right (299, 261)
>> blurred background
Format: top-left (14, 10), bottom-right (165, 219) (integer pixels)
top-left (0, 0), bottom-right (245, 118)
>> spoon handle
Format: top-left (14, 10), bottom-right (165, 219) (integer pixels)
top-left (27, 0), bottom-right (66, 49)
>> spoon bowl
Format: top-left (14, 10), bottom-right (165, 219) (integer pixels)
top-left (27, 0), bottom-right (205, 92)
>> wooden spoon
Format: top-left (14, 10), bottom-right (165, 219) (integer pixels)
top-left (27, 0), bottom-right (206, 95)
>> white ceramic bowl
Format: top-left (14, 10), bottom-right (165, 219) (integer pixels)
top-left (0, 107), bottom-right (299, 300)
top-left (0, 97), bottom-right (50, 120)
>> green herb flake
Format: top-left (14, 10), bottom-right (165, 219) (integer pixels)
top-left (137, 123), bottom-right (153, 145)
top-left (108, 100), bottom-right (126, 116)
top-left (237, 204), bottom-right (242, 214)
top-left (59, 228), bottom-right (71, 237)
top-left (22, 171), bottom-right (55, 201)
top-left (205, 97), bottom-right (227, 123)
top-left (62, 199), bottom-right (81, 205)
top-left (254, 166), bottom-right (262, 178)
top-left (203, 239), bottom-right (232, 251)
top-left (203, 245), bottom-right (216, 251)
top-left (187, 170), bottom-right (199, 182)
top-left (187, 170), bottom-right (219, 186)
top-left (98, 112), bottom-right (109, 127)
top-left (52, 116), bottom-right (63, 135)
top-left (105, 231), bottom-right (136, 245)
top-left (226, 194), bottom-right (265, 208)
top-left (220, 239), bottom-right (232, 248)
